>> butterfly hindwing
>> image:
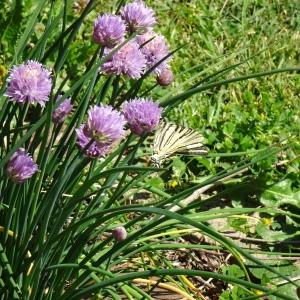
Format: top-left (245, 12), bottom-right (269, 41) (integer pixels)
top-left (152, 121), bottom-right (208, 165)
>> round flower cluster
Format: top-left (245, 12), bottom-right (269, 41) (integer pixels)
top-left (101, 41), bottom-right (146, 79)
top-left (6, 60), bottom-right (52, 106)
top-left (93, 1), bottom-right (173, 80)
top-left (136, 31), bottom-right (171, 75)
top-left (112, 226), bottom-right (127, 242)
top-left (52, 96), bottom-right (73, 124)
top-left (156, 68), bottom-right (174, 86)
top-left (93, 14), bottom-right (126, 48)
top-left (76, 105), bottom-right (126, 158)
top-left (6, 148), bottom-right (38, 184)
top-left (122, 98), bottom-right (162, 135)
top-left (120, 1), bottom-right (156, 33)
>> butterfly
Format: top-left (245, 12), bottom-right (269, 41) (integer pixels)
top-left (150, 121), bottom-right (208, 167)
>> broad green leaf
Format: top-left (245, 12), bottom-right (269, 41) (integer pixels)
top-left (222, 264), bottom-right (245, 279)
top-left (145, 176), bottom-right (165, 190)
top-left (171, 157), bottom-right (186, 178)
top-left (260, 179), bottom-right (300, 208)
top-left (249, 261), bottom-right (300, 300)
top-left (255, 222), bottom-right (298, 242)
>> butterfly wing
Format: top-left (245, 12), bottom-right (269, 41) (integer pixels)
top-left (153, 122), bottom-right (180, 152)
top-left (152, 122), bottom-right (207, 165)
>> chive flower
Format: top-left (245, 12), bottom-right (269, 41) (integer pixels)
top-left (6, 60), bottom-right (52, 106)
top-left (6, 148), bottom-right (38, 184)
top-left (121, 1), bottom-right (156, 33)
top-left (136, 31), bottom-right (172, 74)
top-left (101, 41), bottom-right (146, 79)
top-left (122, 98), bottom-right (162, 135)
top-left (76, 105), bottom-right (126, 157)
top-left (52, 96), bottom-right (73, 124)
top-left (93, 14), bottom-right (126, 48)
top-left (112, 226), bottom-right (127, 242)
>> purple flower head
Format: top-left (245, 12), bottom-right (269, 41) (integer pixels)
top-left (122, 98), bottom-right (162, 135)
top-left (136, 31), bottom-right (171, 74)
top-left (156, 68), bottom-right (174, 86)
top-left (121, 1), bottom-right (156, 33)
top-left (93, 14), bottom-right (126, 48)
top-left (76, 105), bottom-right (126, 157)
top-left (76, 125), bottom-right (112, 158)
top-left (85, 105), bottom-right (126, 141)
top-left (6, 148), bottom-right (38, 184)
top-left (52, 96), bottom-right (73, 124)
top-left (101, 41), bottom-right (146, 79)
top-left (112, 226), bottom-right (127, 242)
top-left (6, 60), bottom-right (52, 106)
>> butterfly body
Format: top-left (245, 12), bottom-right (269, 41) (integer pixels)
top-left (151, 121), bottom-right (208, 166)
top-left (150, 152), bottom-right (168, 167)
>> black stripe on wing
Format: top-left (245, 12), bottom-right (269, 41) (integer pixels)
top-left (154, 121), bottom-right (171, 151)
top-left (159, 122), bottom-right (176, 150)
top-left (159, 124), bottom-right (187, 151)
top-left (153, 121), bottom-right (167, 150)
top-left (171, 137), bottom-right (207, 155)
top-left (176, 145), bottom-right (208, 155)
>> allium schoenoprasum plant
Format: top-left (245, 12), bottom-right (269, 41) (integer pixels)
top-left (0, 1), bottom-right (299, 299)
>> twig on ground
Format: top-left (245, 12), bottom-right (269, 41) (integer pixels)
top-left (170, 167), bottom-right (248, 212)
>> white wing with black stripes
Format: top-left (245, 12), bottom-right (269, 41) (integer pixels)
top-left (151, 121), bottom-right (208, 166)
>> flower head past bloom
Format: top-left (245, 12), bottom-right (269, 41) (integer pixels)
top-left (93, 14), bottom-right (126, 48)
top-left (6, 60), bottom-right (52, 106)
top-left (6, 148), bottom-right (38, 184)
top-left (121, 1), bottom-right (156, 33)
top-left (112, 226), bottom-right (127, 242)
top-left (156, 68), bottom-right (174, 86)
top-left (136, 31), bottom-right (171, 74)
top-left (52, 96), bottom-right (73, 124)
top-left (76, 105), bottom-right (126, 158)
top-left (101, 41), bottom-right (146, 79)
top-left (122, 98), bottom-right (162, 135)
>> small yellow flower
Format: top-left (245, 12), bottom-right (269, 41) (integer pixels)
top-left (262, 218), bottom-right (272, 227)
top-left (255, 289), bottom-right (265, 296)
top-left (168, 180), bottom-right (179, 188)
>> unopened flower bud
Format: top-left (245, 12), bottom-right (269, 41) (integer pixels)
top-left (112, 226), bottom-right (127, 242)
top-left (156, 69), bottom-right (174, 86)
